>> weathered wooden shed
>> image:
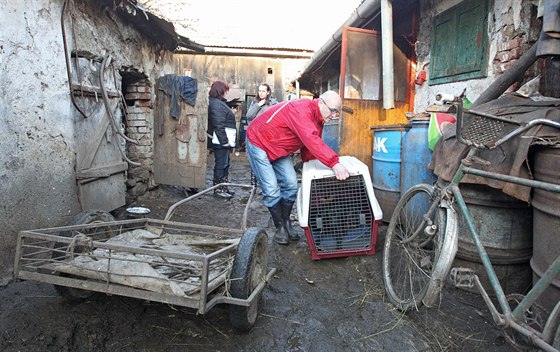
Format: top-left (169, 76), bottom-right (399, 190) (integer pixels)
top-left (174, 48), bottom-right (312, 105)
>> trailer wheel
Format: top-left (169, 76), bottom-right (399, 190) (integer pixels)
top-left (228, 227), bottom-right (268, 332)
top-left (52, 209), bottom-right (116, 300)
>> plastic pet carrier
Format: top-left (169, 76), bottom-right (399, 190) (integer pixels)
top-left (297, 156), bottom-right (383, 260)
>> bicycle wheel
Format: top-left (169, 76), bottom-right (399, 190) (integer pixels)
top-left (382, 183), bottom-right (446, 311)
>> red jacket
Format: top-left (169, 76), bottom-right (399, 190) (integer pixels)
top-left (246, 99), bottom-right (339, 168)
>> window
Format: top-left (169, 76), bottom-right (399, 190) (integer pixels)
top-left (429, 0), bottom-right (489, 85)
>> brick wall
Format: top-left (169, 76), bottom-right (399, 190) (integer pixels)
top-left (124, 79), bottom-right (154, 199)
top-left (493, 35), bottom-right (525, 75)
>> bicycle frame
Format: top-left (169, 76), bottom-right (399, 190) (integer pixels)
top-left (443, 99), bottom-right (560, 351)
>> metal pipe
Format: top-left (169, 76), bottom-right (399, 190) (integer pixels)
top-left (450, 184), bottom-right (512, 316)
top-left (99, 55), bottom-right (141, 166)
top-left (463, 166), bottom-right (560, 193)
top-left (381, 0), bottom-right (395, 109)
top-left (512, 255), bottom-right (560, 322)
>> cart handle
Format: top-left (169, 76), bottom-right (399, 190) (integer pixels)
top-left (164, 183), bottom-right (256, 231)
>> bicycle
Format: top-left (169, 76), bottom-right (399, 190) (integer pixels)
top-left (382, 94), bottom-right (560, 351)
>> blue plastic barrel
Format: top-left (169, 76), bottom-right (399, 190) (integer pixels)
top-left (400, 119), bottom-right (437, 194)
top-left (322, 120), bottom-right (340, 153)
top-left (372, 125), bottom-right (407, 222)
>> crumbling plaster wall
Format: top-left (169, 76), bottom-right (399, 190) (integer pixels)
top-left (0, 0), bottom-right (174, 283)
top-left (414, 0), bottom-right (539, 112)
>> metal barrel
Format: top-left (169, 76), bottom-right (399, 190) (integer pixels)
top-left (531, 146), bottom-right (560, 314)
top-left (400, 119), bottom-right (437, 195)
top-left (372, 125), bottom-right (407, 222)
top-left (449, 182), bottom-right (534, 295)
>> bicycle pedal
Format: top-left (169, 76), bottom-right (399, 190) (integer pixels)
top-left (449, 267), bottom-right (476, 288)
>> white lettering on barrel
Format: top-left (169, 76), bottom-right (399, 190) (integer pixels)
top-left (374, 137), bottom-right (388, 153)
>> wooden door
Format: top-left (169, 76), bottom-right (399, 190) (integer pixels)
top-left (74, 57), bottom-right (127, 211)
top-left (153, 79), bottom-right (208, 189)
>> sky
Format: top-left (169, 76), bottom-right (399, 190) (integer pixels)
top-left (140, 0), bottom-right (365, 50)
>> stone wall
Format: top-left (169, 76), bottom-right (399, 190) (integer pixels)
top-left (0, 0), bottom-right (174, 283)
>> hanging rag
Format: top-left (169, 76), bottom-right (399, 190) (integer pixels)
top-left (158, 75), bottom-right (199, 119)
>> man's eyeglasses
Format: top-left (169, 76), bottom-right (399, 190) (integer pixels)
top-left (321, 98), bottom-right (340, 116)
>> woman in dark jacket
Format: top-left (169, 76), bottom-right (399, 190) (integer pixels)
top-left (207, 80), bottom-right (237, 199)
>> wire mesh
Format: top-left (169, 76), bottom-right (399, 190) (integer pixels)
top-left (307, 175), bottom-right (374, 253)
top-left (460, 112), bottom-right (519, 148)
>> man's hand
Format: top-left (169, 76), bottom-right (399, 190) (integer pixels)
top-left (332, 163), bottom-right (350, 180)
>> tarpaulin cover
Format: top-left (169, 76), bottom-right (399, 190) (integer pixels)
top-left (429, 93), bottom-right (560, 202)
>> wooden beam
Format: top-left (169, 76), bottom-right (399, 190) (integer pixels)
top-left (77, 161), bottom-right (128, 180)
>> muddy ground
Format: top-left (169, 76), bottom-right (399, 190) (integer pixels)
top-left (0, 152), bottom-right (515, 351)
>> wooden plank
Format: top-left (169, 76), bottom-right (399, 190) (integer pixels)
top-left (77, 115), bottom-right (110, 171)
top-left (77, 161), bottom-right (128, 180)
top-left (78, 173), bottom-right (125, 211)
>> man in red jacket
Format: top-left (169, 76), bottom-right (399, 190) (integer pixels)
top-left (246, 90), bottom-right (350, 245)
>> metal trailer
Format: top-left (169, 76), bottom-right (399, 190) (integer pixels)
top-left (13, 183), bottom-right (275, 332)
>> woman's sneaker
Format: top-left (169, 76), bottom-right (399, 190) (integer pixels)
top-left (214, 187), bottom-right (233, 199)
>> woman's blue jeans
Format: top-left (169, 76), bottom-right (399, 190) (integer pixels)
top-left (246, 139), bottom-right (298, 208)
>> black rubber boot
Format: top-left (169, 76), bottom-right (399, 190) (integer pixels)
top-left (268, 202), bottom-right (289, 245)
top-left (213, 178), bottom-right (232, 199)
top-left (281, 200), bottom-right (300, 241)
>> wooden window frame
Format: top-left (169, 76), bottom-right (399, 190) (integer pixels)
top-left (429, 0), bottom-right (489, 85)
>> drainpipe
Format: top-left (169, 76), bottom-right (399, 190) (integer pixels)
top-left (381, 0), bottom-right (394, 109)
top-left (300, 0), bottom-right (382, 76)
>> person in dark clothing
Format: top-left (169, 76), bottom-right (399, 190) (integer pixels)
top-left (207, 80), bottom-right (237, 199)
